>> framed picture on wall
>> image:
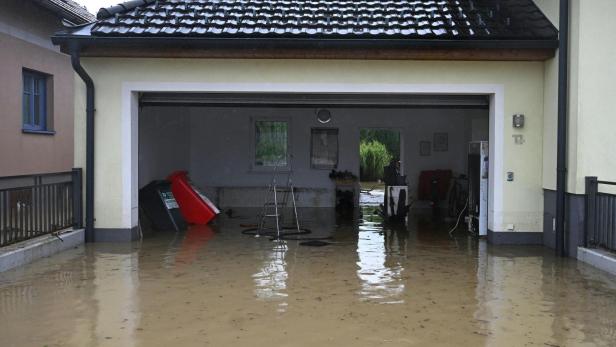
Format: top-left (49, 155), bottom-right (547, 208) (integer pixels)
top-left (311, 128), bottom-right (339, 169)
top-left (420, 141), bottom-right (431, 156)
top-left (433, 133), bottom-right (448, 152)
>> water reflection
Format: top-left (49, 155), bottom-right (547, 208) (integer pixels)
top-left (253, 242), bottom-right (289, 312)
top-left (473, 244), bottom-right (616, 347)
top-left (360, 189), bottom-right (385, 206)
top-left (356, 207), bottom-right (406, 303)
top-left (175, 225), bottom-right (215, 268)
top-left (89, 248), bottom-right (140, 347)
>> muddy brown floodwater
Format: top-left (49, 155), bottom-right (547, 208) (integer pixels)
top-left (1, 207), bottom-right (616, 347)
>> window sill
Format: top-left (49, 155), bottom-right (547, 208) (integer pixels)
top-left (22, 129), bottom-right (55, 135)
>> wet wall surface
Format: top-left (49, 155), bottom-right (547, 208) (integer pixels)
top-left (1, 208), bottom-right (616, 347)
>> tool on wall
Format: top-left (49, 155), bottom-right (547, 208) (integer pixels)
top-left (447, 174), bottom-right (469, 237)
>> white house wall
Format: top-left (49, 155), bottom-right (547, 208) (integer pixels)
top-left (536, 0), bottom-right (616, 194)
top-left (535, 0), bottom-right (559, 193)
top-left (574, 0), bottom-right (616, 194)
top-left (73, 58), bottom-right (545, 233)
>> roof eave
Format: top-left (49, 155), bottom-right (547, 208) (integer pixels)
top-left (53, 35), bottom-right (559, 51)
top-left (52, 34), bottom-right (558, 60)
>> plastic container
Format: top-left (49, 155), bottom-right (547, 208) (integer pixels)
top-left (139, 180), bottom-right (186, 231)
top-left (167, 171), bottom-right (219, 224)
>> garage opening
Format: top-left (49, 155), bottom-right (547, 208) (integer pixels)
top-left (137, 92), bottom-right (490, 237)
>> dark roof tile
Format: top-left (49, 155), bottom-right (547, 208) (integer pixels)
top-left (90, 0), bottom-right (557, 41)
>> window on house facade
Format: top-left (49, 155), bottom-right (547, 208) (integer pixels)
top-left (254, 120), bottom-right (288, 168)
top-left (22, 69), bottom-right (50, 132)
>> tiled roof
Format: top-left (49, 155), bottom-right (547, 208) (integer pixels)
top-left (35, 0), bottom-right (96, 24)
top-left (91, 0), bottom-right (557, 41)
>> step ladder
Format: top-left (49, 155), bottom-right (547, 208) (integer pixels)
top-left (257, 166), bottom-right (300, 241)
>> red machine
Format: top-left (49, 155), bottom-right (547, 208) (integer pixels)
top-left (167, 171), bottom-right (219, 225)
top-left (417, 170), bottom-right (452, 201)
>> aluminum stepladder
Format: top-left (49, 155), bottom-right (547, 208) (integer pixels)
top-left (256, 165), bottom-right (301, 242)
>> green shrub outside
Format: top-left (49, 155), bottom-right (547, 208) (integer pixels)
top-left (360, 140), bottom-right (392, 181)
top-left (359, 129), bottom-right (400, 159)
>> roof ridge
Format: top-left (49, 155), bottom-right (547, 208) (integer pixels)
top-left (97, 0), bottom-right (157, 20)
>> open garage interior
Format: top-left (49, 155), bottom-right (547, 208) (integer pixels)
top-left (137, 92), bottom-right (490, 234)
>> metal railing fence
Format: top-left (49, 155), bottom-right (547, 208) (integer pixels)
top-left (585, 176), bottom-right (616, 252)
top-left (0, 169), bottom-right (82, 247)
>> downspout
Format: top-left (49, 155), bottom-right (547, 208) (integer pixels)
top-left (555, 0), bottom-right (569, 257)
top-left (69, 45), bottom-right (95, 242)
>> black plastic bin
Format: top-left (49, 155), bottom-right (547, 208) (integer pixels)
top-left (139, 180), bottom-right (187, 232)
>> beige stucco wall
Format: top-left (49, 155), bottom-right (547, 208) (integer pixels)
top-left (0, 32), bottom-right (74, 176)
top-left (0, 0), bottom-right (64, 52)
top-left (74, 58), bottom-right (547, 232)
top-left (534, 0), bottom-right (559, 192)
top-left (537, 0), bottom-right (580, 193)
top-left (573, 0), bottom-right (616, 193)
top-left (537, 0), bottom-right (616, 194)
top-left (0, 0), bottom-right (75, 176)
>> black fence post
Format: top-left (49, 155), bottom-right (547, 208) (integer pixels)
top-left (585, 176), bottom-right (598, 247)
top-left (72, 168), bottom-right (83, 229)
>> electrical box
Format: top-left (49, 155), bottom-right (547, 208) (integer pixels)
top-left (468, 141), bottom-right (488, 236)
top-left (513, 114), bottom-right (525, 128)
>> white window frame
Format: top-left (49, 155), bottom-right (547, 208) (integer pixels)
top-left (250, 116), bottom-right (291, 171)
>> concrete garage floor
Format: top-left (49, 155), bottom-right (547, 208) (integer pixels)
top-left (1, 208), bottom-right (616, 347)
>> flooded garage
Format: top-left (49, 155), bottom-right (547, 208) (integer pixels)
top-left (1, 208), bottom-right (616, 347)
top-left (5, 0), bottom-right (616, 346)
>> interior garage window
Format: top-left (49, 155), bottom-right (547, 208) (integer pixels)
top-left (254, 120), bottom-right (288, 167)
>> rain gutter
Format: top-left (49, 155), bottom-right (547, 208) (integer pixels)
top-left (69, 44), bottom-right (95, 242)
top-left (555, 0), bottom-right (569, 257)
